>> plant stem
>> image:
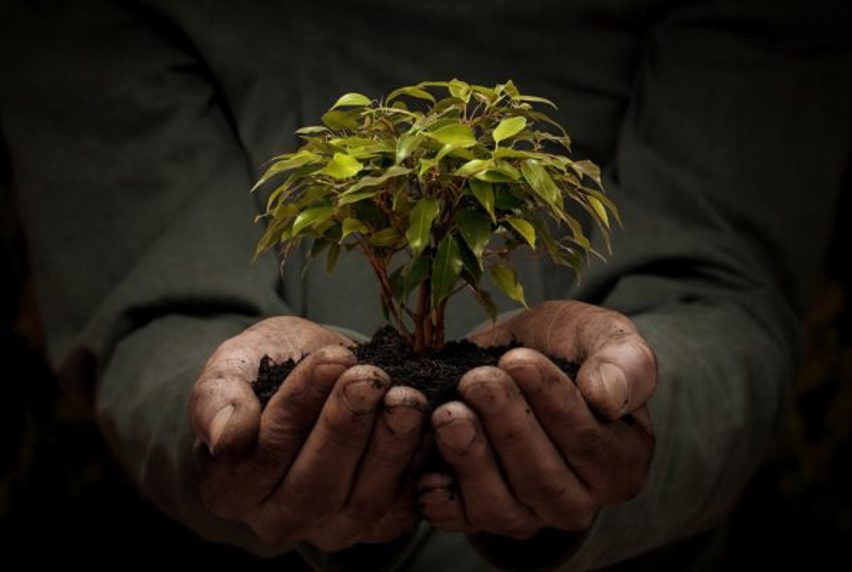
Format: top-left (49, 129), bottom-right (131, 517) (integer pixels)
top-left (433, 299), bottom-right (447, 349)
top-left (413, 280), bottom-right (431, 354)
top-left (361, 243), bottom-right (412, 343)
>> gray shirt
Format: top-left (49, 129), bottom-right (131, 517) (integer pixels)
top-left (1, 0), bottom-right (850, 569)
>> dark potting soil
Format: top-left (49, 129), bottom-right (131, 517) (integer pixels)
top-left (253, 325), bottom-right (580, 410)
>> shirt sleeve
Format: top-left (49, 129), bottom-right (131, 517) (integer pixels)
top-left (463, 1), bottom-right (851, 569)
top-left (0, 0), bottom-right (300, 558)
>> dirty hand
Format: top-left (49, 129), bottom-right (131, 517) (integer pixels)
top-left (418, 301), bottom-right (656, 539)
top-left (190, 316), bottom-right (428, 552)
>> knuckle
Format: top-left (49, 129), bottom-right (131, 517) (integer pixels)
top-left (493, 513), bottom-right (536, 538)
top-left (520, 476), bottom-right (570, 507)
top-left (321, 406), bottom-right (373, 449)
top-left (344, 498), bottom-right (391, 524)
top-left (635, 342), bottom-right (658, 384)
top-left (281, 482), bottom-right (337, 517)
top-left (369, 442), bottom-right (411, 466)
top-left (489, 422), bottom-right (532, 448)
top-left (567, 510), bottom-right (596, 531)
top-left (566, 495), bottom-right (598, 530)
top-left (571, 424), bottom-right (608, 460)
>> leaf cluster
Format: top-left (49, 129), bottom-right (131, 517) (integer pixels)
top-left (252, 79), bottom-right (619, 342)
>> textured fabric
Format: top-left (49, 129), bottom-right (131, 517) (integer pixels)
top-left (1, 0), bottom-right (850, 569)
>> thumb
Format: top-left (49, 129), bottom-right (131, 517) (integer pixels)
top-left (190, 369), bottom-right (261, 460)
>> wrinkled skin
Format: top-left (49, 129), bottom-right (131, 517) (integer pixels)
top-left (189, 301), bottom-right (657, 550)
top-left (418, 301), bottom-right (657, 539)
top-left (190, 316), bottom-right (429, 552)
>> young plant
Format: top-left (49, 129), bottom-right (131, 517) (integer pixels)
top-left (252, 79), bottom-right (619, 354)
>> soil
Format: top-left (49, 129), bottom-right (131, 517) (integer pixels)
top-left (253, 325), bottom-right (580, 409)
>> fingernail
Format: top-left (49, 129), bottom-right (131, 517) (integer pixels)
top-left (506, 362), bottom-right (542, 392)
top-left (436, 419), bottom-right (477, 451)
top-left (342, 378), bottom-right (386, 414)
top-left (418, 473), bottom-right (454, 492)
top-left (385, 404), bottom-right (425, 434)
top-left (419, 487), bottom-right (455, 505)
top-left (464, 381), bottom-right (507, 413)
top-left (208, 405), bottom-right (235, 456)
top-left (599, 363), bottom-right (629, 414)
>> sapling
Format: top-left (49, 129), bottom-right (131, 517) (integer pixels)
top-left (252, 79), bottom-right (619, 361)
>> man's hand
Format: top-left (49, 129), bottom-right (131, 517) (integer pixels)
top-left (418, 301), bottom-right (657, 539)
top-left (190, 316), bottom-right (428, 552)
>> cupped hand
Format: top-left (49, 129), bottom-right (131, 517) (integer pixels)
top-left (190, 316), bottom-right (428, 552)
top-left (418, 301), bottom-right (657, 539)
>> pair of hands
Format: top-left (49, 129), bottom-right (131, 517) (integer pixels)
top-left (190, 301), bottom-right (657, 553)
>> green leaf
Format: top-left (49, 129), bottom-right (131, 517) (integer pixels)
top-left (319, 152), bottom-right (364, 179)
top-left (456, 209), bottom-right (491, 258)
top-left (326, 242), bottom-right (341, 273)
top-left (474, 170), bottom-right (515, 183)
top-left (454, 159), bottom-right (492, 177)
top-left (520, 159), bottom-right (560, 204)
top-left (490, 263), bottom-right (527, 307)
top-left (471, 84), bottom-right (497, 103)
top-left (341, 217), bottom-right (370, 240)
top-left (497, 80), bottom-right (520, 98)
top-left (406, 197), bottom-right (440, 257)
top-left (403, 254), bottom-right (431, 299)
top-left (294, 125), bottom-right (329, 135)
top-left (517, 95), bottom-right (558, 109)
top-left (448, 79), bottom-right (471, 102)
top-left (369, 227), bottom-right (401, 247)
top-left (342, 165), bottom-right (411, 194)
top-left (389, 266), bottom-right (405, 299)
top-left (425, 123), bottom-right (477, 147)
top-left (337, 190), bottom-right (378, 206)
top-left (583, 188), bottom-right (622, 226)
top-left (387, 86), bottom-right (436, 103)
top-left (495, 186), bottom-right (525, 210)
top-left (469, 180), bottom-right (496, 222)
top-left (492, 160), bottom-right (522, 181)
top-left (292, 206), bottom-right (335, 236)
top-left (252, 151), bottom-right (322, 191)
top-left (458, 238), bottom-right (483, 281)
top-left (492, 149), bottom-right (537, 162)
top-left (506, 217), bottom-right (536, 249)
top-left (264, 176), bottom-right (299, 211)
top-left (492, 116), bottom-right (527, 144)
top-left (418, 157), bottom-right (438, 177)
top-left (330, 92), bottom-right (372, 110)
top-left (431, 235), bottom-right (463, 305)
top-left (571, 159), bottom-right (602, 186)
top-left (587, 196), bottom-right (610, 228)
top-left (396, 132), bottom-right (423, 164)
top-left (321, 109), bottom-right (361, 130)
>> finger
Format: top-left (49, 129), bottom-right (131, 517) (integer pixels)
top-left (361, 470), bottom-right (423, 545)
top-left (500, 348), bottom-right (653, 504)
top-left (342, 386), bottom-right (428, 524)
top-left (458, 366), bottom-right (591, 526)
top-left (270, 364), bottom-right (391, 518)
top-left (573, 308), bottom-right (657, 419)
top-left (254, 345), bottom-right (356, 475)
top-left (432, 402), bottom-right (539, 538)
top-left (191, 356), bottom-right (262, 460)
top-left (418, 473), bottom-right (469, 532)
